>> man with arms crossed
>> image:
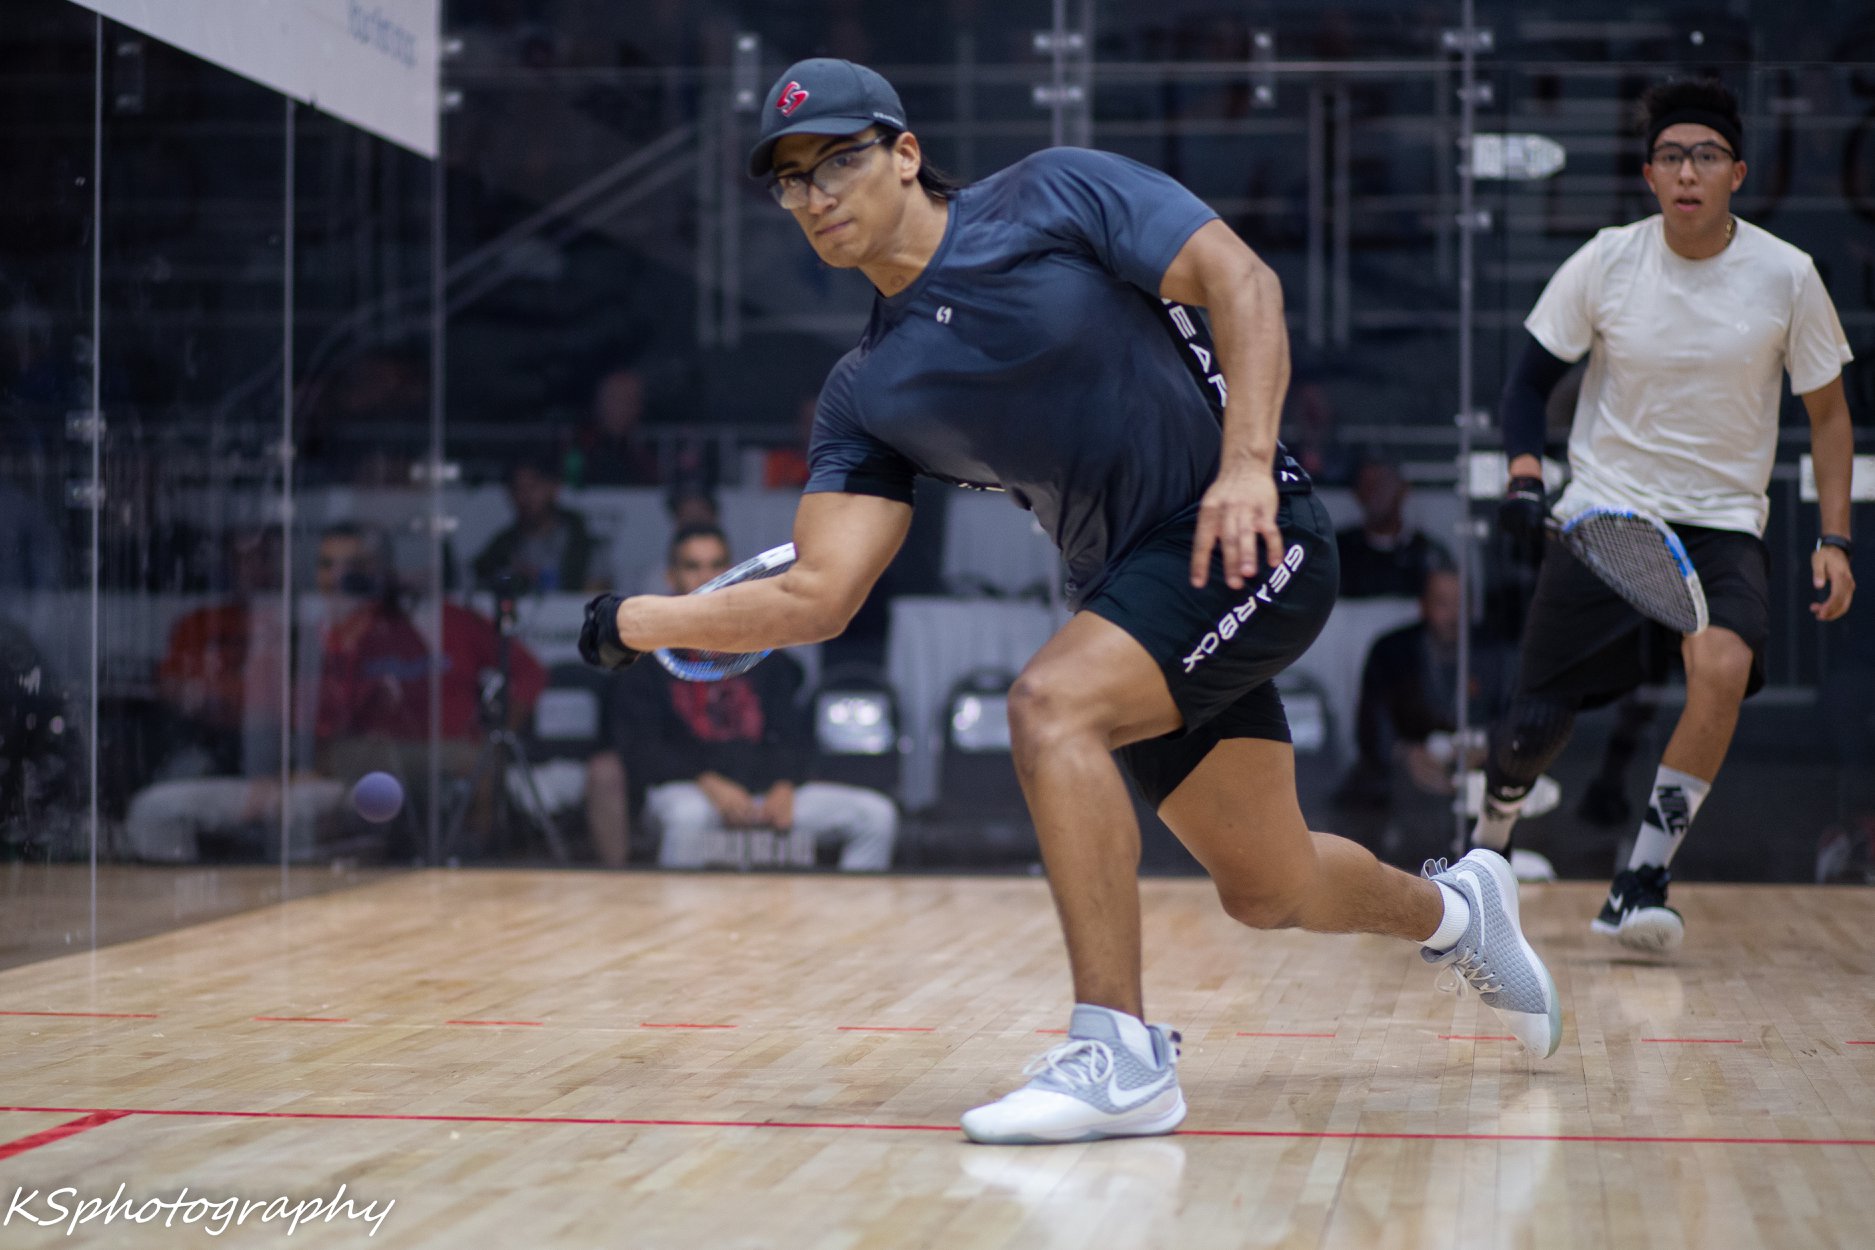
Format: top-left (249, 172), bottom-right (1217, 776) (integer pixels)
top-left (1476, 79), bottom-right (1857, 951)
top-left (583, 58), bottom-right (1563, 1143)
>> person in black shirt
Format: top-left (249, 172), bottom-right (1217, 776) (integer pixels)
top-left (1335, 460), bottom-right (1453, 599)
top-left (1346, 569), bottom-right (1510, 862)
top-left (472, 453), bottom-right (604, 594)
top-left (608, 525), bottom-right (895, 870)
top-left (578, 57), bottom-right (1560, 1143)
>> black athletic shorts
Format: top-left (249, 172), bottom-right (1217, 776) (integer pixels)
top-left (1516, 522), bottom-right (1770, 709)
top-left (1084, 492), bottom-right (1339, 808)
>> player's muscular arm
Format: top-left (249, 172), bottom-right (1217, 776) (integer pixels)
top-left (1801, 375), bottom-right (1856, 621)
top-left (615, 492), bottom-right (912, 651)
top-left (1159, 218), bottom-right (1290, 587)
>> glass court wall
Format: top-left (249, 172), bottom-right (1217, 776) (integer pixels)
top-left (1, 0), bottom-right (436, 968)
top-left (4, 0), bottom-right (1871, 968)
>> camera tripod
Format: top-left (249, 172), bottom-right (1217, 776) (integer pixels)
top-left (439, 580), bottom-right (570, 864)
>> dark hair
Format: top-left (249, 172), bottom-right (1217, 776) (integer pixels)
top-left (1638, 78), bottom-right (1742, 153)
top-left (914, 154), bottom-right (967, 202)
top-left (319, 520), bottom-right (392, 561)
top-left (865, 125), bottom-right (967, 201)
top-left (667, 522), bottom-right (729, 565)
top-left (507, 450), bottom-right (563, 484)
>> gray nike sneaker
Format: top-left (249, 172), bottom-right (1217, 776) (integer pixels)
top-left (960, 1005), bottom-right (1186, 1145)
top-left (1422, 849), bottom-right (1564, 1058)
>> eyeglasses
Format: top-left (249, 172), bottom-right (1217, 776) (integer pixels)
top-left (1649, 142), bottom-right (1736, 172)
top-left (768, 135), bottom-right (891, 210)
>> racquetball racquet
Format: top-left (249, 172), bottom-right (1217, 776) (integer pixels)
top-left (1551, 506), bottom-right (1709, 635)
top-left (653, 542), bottom-right (797, 681)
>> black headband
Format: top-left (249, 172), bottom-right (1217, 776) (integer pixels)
top-left (1646, 108), bottom-right (1742, 155)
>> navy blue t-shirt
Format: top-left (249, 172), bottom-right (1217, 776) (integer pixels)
top-left (805, 146), bottom-right (1307, 607)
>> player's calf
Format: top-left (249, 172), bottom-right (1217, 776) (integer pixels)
top-left (1473, 695), bottom-right (1576, 852)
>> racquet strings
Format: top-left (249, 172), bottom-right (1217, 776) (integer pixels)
top-left (1564, 512), bottom-right (1704, 634)
top-left (655, 544), bottom-right (797, 681)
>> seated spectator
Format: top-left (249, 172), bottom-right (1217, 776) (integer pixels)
top-left (472, 453), bottom-right (605, 594)
top-left (153, 526), bottom-right (288, 777)
top-left (666, 482), bottom-right (720, 529)
top-left (0, 616), bottom-right (81, 850)
top-left (128, 524), bottom-right (548, 863)
top-left (591, 524), bottom-right (897, 870)
top-left (126, 523), bottom-right (366, 863)
top-left (1342, 568), bottom-right (1508, 864)
top-left (1335, 459), bottom-right (1453, 598)
top-left (316, 532), bottom-right (546, 768)
top-left (568, 367), bottom-right (662, 487)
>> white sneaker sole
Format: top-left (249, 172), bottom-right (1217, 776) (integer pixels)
top-left (960, 1087), bottom-right (1187, 1146)
top-left (1456, 850), bottom-right (1564, 1059)
top-left (1592, 906), bottom-right (1684, 953)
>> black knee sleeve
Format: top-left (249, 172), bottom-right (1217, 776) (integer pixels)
top-left (1486, 695), bottom-right (1577, 798)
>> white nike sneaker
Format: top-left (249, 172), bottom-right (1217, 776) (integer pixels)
top-left (1422, 849), bottom-right (1565, 1058)
top-left (961, 1005), bottom-right (1186, 1145)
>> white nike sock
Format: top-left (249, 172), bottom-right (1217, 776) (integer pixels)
top-left (1422, 882), bottom-right (1472, 952)
top-left (1471, 792), bottom-right (1526, 852)
top-left (1071, 1003), bottom-right (1157, 1066)
top-left (1627, 765), bottom-right (1711, 870)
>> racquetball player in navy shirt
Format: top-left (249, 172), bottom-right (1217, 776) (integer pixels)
top-left (580, 57), bottom-right (1563, 1143)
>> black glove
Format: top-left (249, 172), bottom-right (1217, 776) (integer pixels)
top-left (1500, 475), bottom-right (1548, 566)
top-left (578, 594), bottom-right (642, 671)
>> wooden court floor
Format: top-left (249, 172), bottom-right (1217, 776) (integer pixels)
top-left (2, 869), bottom-right (1873, 1249)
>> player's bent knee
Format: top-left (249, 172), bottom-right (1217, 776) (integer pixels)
top-left (1685, 631), bottom-right (1753, 698)
top-left (1489, 695), bottom-right (1576, 789)
top-left (1216, 885), bottom-right (1305, 931)
top-left (1007, 670), bottom-right (1103, 754)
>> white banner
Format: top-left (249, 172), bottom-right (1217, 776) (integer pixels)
top-left (69, 0), bottom-right (438, 157)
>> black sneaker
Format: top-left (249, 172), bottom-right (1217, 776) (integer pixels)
top-left (1591, 865), bottom-right (1683, 953)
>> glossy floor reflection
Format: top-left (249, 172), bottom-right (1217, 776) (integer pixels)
top-left (1, 871), bottom-right (1872, 1248)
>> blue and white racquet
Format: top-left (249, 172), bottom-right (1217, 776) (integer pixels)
top-left (653, 542), bottom-right (797, 681)
top-left (1553, 507), bottom-right (1709, 635)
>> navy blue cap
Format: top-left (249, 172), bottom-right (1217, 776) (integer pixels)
top-left (747, 58), bottom-right (907, 179)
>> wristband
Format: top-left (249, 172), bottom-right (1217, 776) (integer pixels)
top-left (1818, 534), bottom-right (1854, 560)
top-left (1506, 475), bottom-right (1545, 501)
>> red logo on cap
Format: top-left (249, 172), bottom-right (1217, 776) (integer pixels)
top-left (777, 81), bottom-right (809, 116)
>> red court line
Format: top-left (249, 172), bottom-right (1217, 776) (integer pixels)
top-left (1036, 1029), bottom-right (1068, 1034)
top-left (1846, 1041), bottom-right (1874, 1046)
top-left (1, 1105), bottom-right (1871, 1148)
top-left (253, 1017), bottom-right (350, 1024)
top-left (444, 1020), bottom-right (545, 1028)
top-left (0, 1111), bottom-right (132, 1162)
top-left (1641, 1038), bottom-right (1744, 1044)
top-left (640, 1023), bottom-right (737, 1030)
top-left (837, 1026), bottom-right (935, 1033)
top-left (1239, 1032), bottom-right (1337, 1039)
top-left (1440, 1035), bottom-right (1516, 1042)
top-left (0, 1011), bottom-right (160, 1019)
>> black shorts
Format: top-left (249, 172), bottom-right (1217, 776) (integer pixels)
top-left (1517, 523), bottom-right (1770, 709)
top-left (1084, 492), bottom-right (1339, 808)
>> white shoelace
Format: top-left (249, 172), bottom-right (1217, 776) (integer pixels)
top-left (1023, 1038), bottom-right (1114, 1089)
top-left (1420, 858), bottom-right (1501, 999)
top-left (1434, 949), bottom-right (1502, 999)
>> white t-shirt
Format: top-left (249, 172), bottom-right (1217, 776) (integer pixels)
top-left (1526, 215), bottom-right (1852, 536)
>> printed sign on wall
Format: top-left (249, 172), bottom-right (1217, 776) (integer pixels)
top-left (69, 0), bottom-right (439, 157)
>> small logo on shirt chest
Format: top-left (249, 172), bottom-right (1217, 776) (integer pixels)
top-left (935, 305), bottom-right (953, 324)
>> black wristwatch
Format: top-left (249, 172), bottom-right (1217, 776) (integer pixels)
top-left (1818, 534), bottom-right (1854, 560)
